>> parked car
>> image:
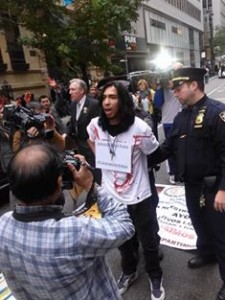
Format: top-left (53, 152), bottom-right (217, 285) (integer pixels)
top-left (128, 70), bottom-right (158, 93)
top-left (97, 74), bottom-right (130, 91)
top-left (218, 66), bottom-right (225, 78)
top-left (97, 71), bottom-right (158, 94)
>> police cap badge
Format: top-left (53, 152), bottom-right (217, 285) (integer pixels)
top-left (172, 67), bottom-right (206, 89)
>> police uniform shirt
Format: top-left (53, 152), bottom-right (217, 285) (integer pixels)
top-left (161, 95), bottom-right (225, 186)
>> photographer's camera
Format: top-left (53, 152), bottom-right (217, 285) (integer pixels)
top-left (62, 151), bottom-right (81, 190)
top-left (2, 104), bottom-right (52, 138)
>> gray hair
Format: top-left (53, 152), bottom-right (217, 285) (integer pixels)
top-left (69, 78), bottom-right (88, 93)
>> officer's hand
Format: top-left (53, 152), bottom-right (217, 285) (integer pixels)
top-left (214, 190), bottom-right (225, 212)
top-left (67, 154), bottom-right (93, 192)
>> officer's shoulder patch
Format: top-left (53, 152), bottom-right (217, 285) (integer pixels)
top-left (219, 111), bottom-right (225, 122)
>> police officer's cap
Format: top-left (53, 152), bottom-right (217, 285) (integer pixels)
top-left (172, 67), bottom-right (207, 89)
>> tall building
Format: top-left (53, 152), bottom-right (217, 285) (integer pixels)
top-left (0, 15), bottom-right (49, 100)
top-left (123, 0), bottom-right (204, 72)
top-left (207, 0), bottom-right (225, 28)
top-left (202, 0), bottom-right (225, 68)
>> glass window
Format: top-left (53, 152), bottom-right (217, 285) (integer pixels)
top-left (3, 14), bottom-right (29, 71)
top-left (150, 19), bottom-right (166, 30)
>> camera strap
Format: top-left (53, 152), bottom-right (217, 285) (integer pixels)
top-left (73, 182), bottom-right (98, 216)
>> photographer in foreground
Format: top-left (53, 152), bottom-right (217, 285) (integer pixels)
top-left (0, 143), bottom-right (134, 300)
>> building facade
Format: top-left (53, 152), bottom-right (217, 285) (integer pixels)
top-left (202, 0), bottom-right (225, 68)
top-left (123, 0), bottom-right (204, 72)
top-left (0, 22), bottom-right (49, 100)
top-left (0, 1), bottom-right (206, 94)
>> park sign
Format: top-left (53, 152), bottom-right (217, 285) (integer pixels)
top-left (124, 35), bottom-right (138, 51)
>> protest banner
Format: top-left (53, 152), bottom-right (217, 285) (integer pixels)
top-left (156, 184), bottom-right (197, 250)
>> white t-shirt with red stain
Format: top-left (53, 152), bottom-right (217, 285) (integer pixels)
top-left (87, 116), bottom-right (159, 205)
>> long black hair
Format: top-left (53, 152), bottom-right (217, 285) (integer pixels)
top-left (98, 81), bottom-right (135, 133)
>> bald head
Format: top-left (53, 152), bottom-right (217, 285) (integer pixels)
top-left (14, 144), bottom-right (48, 171)
top-left (9, 143), bottom-right (63, 203)
top-left (164, 62), bottom-right (184, 88)
top-left (172, 62), bottom-right (184, 70)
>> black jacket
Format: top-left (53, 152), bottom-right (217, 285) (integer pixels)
top-left (149, 95), bottom-right (225, 186)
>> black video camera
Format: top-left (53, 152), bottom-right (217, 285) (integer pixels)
top-left (3, 104), bottom-right (50, 136)
top-left (62, 150), bottom-right (81, 190)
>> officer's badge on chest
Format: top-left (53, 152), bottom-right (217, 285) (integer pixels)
top-left (219, 111), bottom-right (225, 122)
top-left (194, 106), bottom-right (206, 128)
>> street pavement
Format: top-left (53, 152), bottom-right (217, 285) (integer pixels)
top-left (106, 163), bottom-right (221, 300)
top-left (0, 75), bottom-right (224, 299)
top-left (109, 76), bottom-right (224, 300)
top-left (110, 75), bottom-right (224, 300)
top-left (66, 76), bottom-right (225, 300)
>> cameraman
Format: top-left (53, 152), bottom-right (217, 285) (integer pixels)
top-left (0, 143), bottom-right (134, 300)
top-left (38, 94), bottom-right (67, 134)
top-left (10, 102), bottom-right (65, 153)
top-left (154, 62), bottom-right (183, 184)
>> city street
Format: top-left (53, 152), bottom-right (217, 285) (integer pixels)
top-left (1, 1), bottom-right (224, 299)
top-left (205, 75), bottom-right (225, 103)
top-left (1, 75), bottom-right (225, 299)
top-left (107, 75), bottom-right (225, 300)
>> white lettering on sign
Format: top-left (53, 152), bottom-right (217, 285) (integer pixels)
top-left (156, 184), bottom-right (197, 250)
top-left (124, 35), bottom-right (136, 44)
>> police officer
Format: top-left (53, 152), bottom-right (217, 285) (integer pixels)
top-left (149, 67), bottom-right (225, 300)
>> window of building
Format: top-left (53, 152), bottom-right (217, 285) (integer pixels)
top-left (190, 50), bottom-right (195, 67)
top-left (3, 14), bottom-right (29, 71)
top-left (164, 0), bottom-right (201, 21)
top-left (172, 26), bottom-right (179, 34)
top-left (0, 49), bottom-right (7, 72)
top-left (150, 19), bottom-right (166, 30)
top-left (0, 49), bottom-right (4, 64)
top-left (208, 0), bottom-right (212, 9)
top-left (189, 28), bottom-right (194, 46)
top-left (187, 2), bottom-right (201, 21)
top-left (203, 0), bottom-right (207, 9)
top-left (29, 50), bottom-right (36, 57)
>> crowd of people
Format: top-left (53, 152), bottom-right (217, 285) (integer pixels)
top-left (0, 65), bottom-right (225, 300)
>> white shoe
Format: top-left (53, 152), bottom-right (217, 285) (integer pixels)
top-left (169, 175), bottom-right (175, 185)
top-left (117, 271), bottom-right (138, 295)
top-left (149, 277), bottom-right (165, 300)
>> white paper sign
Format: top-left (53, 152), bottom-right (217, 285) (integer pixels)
top-left (156, 184), bottom-right (197, 250)
top-left (95, 140), bottom-right (132, 173)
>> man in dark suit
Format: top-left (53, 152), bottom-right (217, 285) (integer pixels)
top-left (67, 78), bottom-right (101, 184)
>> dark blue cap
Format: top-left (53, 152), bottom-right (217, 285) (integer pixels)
top-left (172, 67), bottom-right (206, 88)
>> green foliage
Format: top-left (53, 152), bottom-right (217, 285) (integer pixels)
top-left (214, 26), bottom-right (225, 56)
top-left (0, 0), bottom-right (145, 80)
